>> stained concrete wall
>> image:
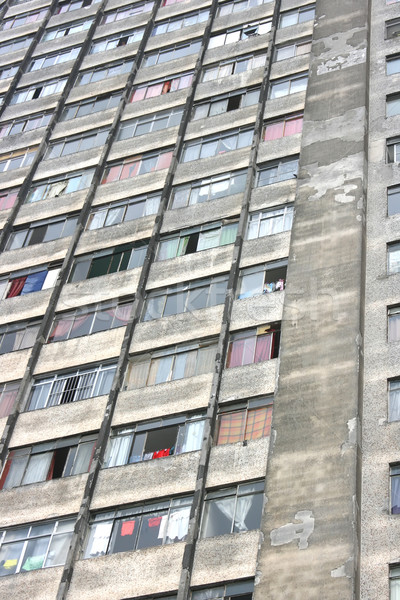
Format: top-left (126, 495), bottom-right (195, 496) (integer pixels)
top-left (254, 1), bottom-right (368, 599)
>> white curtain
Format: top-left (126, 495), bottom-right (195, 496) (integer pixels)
top-left (180, 421), bottom-right (205, 454)
top-left (390, 387), bottom-right (400, 422)
top-left (84, 522), bottom-right (113, 558)
top-left (22, 453), bottom-right (53, 485)
top-left (104, 436), bottom-right (132, 468)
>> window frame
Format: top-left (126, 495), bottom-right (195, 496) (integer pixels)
top-left (76, 60), bottom-right (133, 86)
top-left (1, 8), bottom-right (47, 31)
top-left (278, 4), bottom-right (315, 29)
top-left (246, 204), bottom-right (294, 240)
top-left (170, 169), bottom-right (247, 209)
top-left (101, 2), bottom-right (154, 24)
top-left (389, 305), bottom-right (400, 342)
top-left (208, 18), bottom-right (271, 49)
top-left (238, 259), bottom-right (287, 298)
top-left (25, 169), bottom-right (95, 204)
top-left (201, 52), bottom-right (266, 82)
top-left (89, 27), bottom-right (144, 54)
top-left (130, 72), bottom-right (194, 102)
top-left (101, 148), bottom-right (173, 184)
top-left (216, 397), bottom-right (273, 445)
top-left (117, 107), bottom-right (184, 140)
top-left (256, 156), bottom-right (299, 187)
top-left (6, 214), bottom-right (79, 251)
top-left (0, 112), bottom-right (52, 138)
top-left (86, 192), bottom-right (161, 230)
top-left (181, 126), bottom-right (253, 163)
top-left (28, 47), bottom-right (80, 72)
top-left (269, 72), bottom-right (308, 99)
top-left (0, 319), bottom-right (41, 355)
top-left (44, 127), bottom-right (109, 160)
top-left (0, 381), bottom-right (19, 419)
top-left (142, 39), bottom-right (202, 68)
top-left (226, 324), bottom-right (281, 368)
top-left (191, 87), bottom-right (260, 121)
top-left (151, 8), bottom-right (209, 36)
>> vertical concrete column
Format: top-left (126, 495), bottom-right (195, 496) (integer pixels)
top-left (255, 1), bottom-right (368, 598)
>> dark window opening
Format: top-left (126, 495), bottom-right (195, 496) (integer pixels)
top-left (50, 446), bottom-right (70, 479)
top-left (61, 375), bottom-right (80, 404)
top-left (118, 36), bottom-right (128, 46)
top-left (32, 87), bottom-right (42, 99)
top-left (227, 95), bottom-right (241, 111)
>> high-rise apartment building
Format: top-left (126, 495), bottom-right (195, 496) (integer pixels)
top-left (0, 0), bottom-right (397, 597)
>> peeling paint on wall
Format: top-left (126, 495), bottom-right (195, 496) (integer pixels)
top-left (270, 510), bottom-right (314, 550)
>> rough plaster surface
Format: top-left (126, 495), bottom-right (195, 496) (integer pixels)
top-left (0, 566), bottom-right (63, 600)
top-left (219, 359), bottom-right (277, 402)
top-left (67, 544), bottom-right (184, 600)
top-left (206, 437), bottom-right (270, 488)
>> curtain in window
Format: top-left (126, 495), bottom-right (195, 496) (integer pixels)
top-left (84, 522), bottom-right (113, 558)
top-left (391, 580), bottom-right (400, 600)
top-left (49, 318), bottom-right (73, 342)
top-left (390, 387), bottom-right (400, 421)
top-left (389, 315), bottom-right (400, 342)
top-left (71, 441), bottom-right (95, 474)
top-left (22, 453), bottom-right (53, 485)
top-left (179, 420), bottom-right (204, 453)
top-left (227, 339), bottom-right (245, 368)
top-left (21, 271), bottom-right (47, 295)
top-left (2, 453), bottom-right (29, 489)
top-left (233, 495), bottom-right (252, 531)
top-left (105, 435), bottom-right (132, 467)
top-left (0, 389), bottom-right (17, 418)
top-left (7, 276), bottom-right (27, 298)
top-left (219, 223), bottom-right (237, 246)
top-left (44, 531), bottom-right (73, 567)
top-left (264, 122), bottom-right (284, 140)
top-left (393, 477), bottom-right (400, 513)
top-left (254, 333), bottom-right (272, 362)
top-left (20, 326), bottom-right (38, 349)
top-left (157, 151), bottom-right (173, 170)
top-left (21, 537), bottom-right (48, 571)
top-left (196, 345), bottom-right (215, 375)
top-left (245, 406), bottom-right (272, 439)
top-left (217, 412), bottom-right (246, 444)
top-left (42, 269), bottom-right (59, 290)
top-left (163, 506), bottom-right (190, 542)
top-left (126, 361), bottom-right (150, 389)
top-left (285, 116), bottom-right (303, 136)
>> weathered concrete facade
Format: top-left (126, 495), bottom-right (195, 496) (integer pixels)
top-left (0, 0), bottom-right (393, 598)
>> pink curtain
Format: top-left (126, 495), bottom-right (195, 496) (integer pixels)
top-left (147, 83), bottom-right (163, 98)
top-left (264, 122), bottom-right (284, 141)
top-left (48, 318), bottom-right (73, 342)
top-left (6, 277), bottom-right (27, 298)
top-left (242, 337), bottom-right (256, 365)
top-left (121, 159), bottom-right (140, 180)
top-left (284, 116), bottom-right (303, 136)
top-left (157, 151), bottom-right (173, 171)
top-left (102, 165), bottom-right (121, 184)
top-left (254, 333), bottom-right (273, 363)
top-left (227, 339), bottom-right (244, 368)
top-left (0, 390), bottom-right (17, 418)
top-left (0, 191), bottom-right (17, 211)
top-left (131, 87), bottom-right (146, 102)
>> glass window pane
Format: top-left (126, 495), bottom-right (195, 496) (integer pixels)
top-left (202, 497), bottom-right (235, 537)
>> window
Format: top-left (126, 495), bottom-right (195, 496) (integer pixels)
top-left (388, 243), bottom-right (400, 274)
top-left (389, 186), bottom-right (400, 216)
top-left (44, 128), bottom-right (109, 160)
top-left (181, 127), bottom-right (253, 162)
top-left (142, 40), bottom-right (201, 67)
top-left (389, 380), bottom-right (400, 422)
top-left (104, 413), bottom-right (205, 467)
top-left (390, 565), bottom-right (400, 600)
top-left (142, 275), bottom-right (228, 321)
top-left (0, 434), bottom-right (97, 490)
top-left (0, 381), bottom-right (19, 419)
top-left (157, 219), bottom-right (238, 261)
top-left (247, 205), bottom-right (294, 239)
top-left (238, 260), bottom-right (287, 298)
top-left (101, 2), bottom-right (154, 24)
top-left (25, 169), bottom-right (94, 204)
top-left (387, 94), bottom-right (400, 117)
top-left (170, 170), bottom-right (247, 209)
top-left (11, 79), bottom-right (67, 104)
top-left (279, 4), bottom-right (315, 28)
top-left (0, 518), bottom-right (75, 576)
top-left (218, 0), bottom-right (268, 16)
top-left (130, 72), bottom-right (193, 102)
top-left (152, 9), bottom-right (209, 36)
top-left (200, 481), bottom-right (264, 538)
top-left (257, 157), bottom-right (299, 186)
top-left (216, 398), bottom-right (273, 445)
top-left (0, 112), bottom-right (52, 138)
top-left (69, 242), bottom-right (147, 282)
top-left (0, 64), bottom-right (18, 80)
top-left (389, 306), bottom-right (400, 342)
top-left (161, 0), bottom-right (186, 7)
top-left (0, 188), bottom-right (19, 211)
top-left (0, 36), bottom-right (32, 56)
top-left (275, 39), bottom-right (312, 61)
top-left (0, 147), bottom-right (37, 172)
top-left (101, 149), bottom-right (173, 184)
top-left (29, 47), bottom-right (79, 71)
top-left (48, 300), bottom-right (133, 343)
top-left (42, 19), bottom-right (93, 40)
top-left (387, 137), bottom-right (400, 163)
top-left (0, 265), bottom-right (61, 300)
top-left (117, 107), bottom-right (183, 140)
top-left (387, 55), bottom-right (400, 75)
top-left (0, 320), bottom-right (40, 355)
top-left (1, 8), bottom-right (47, 30)
top-left (387, 19), bottom-right (400, 39)
top-left (84, 495), bottom-right (192, 558)
top-left (208, 19), bottom-right (271, 49)
top-left (86, 192), bottom-right (161, 230)
top-left (76, 60), bottom-right (133, 86)
top-left (90, 28), bottom-right (144, 54)
top-left (27, 363), bottom-right (116, 411)
top-left (263, 114), bottom-right (303, 140)
top-left (269, 73), bottom-right (308, 98)
top-left (202, 53), bottom-right (266, 82)
top-left (6, 215), bottom-right (78, 251)
top-left (192, 581), bottom-right (254, 600)
top-left (226, 324), bottom-right (280, 368)
top-left (61, 92), bottom-right (121, 121)
top-left (56, 0), bottom-right (100, 13)
top-left (391, 464), bottom-right (400, 513)
top-left (124, 338), bottom-right (217, 389)
top-left (192, 88), bottom-right (259, 120)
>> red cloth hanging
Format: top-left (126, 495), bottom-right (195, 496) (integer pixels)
top-left (121, 520), bottom-right (135, 536)
top-left (6, 276), bottom-right (27, 298)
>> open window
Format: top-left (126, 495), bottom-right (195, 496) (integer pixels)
top-left (226, 324), bottom-right (281, 368)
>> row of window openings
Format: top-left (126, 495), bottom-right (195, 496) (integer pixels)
top-left (0, 481), bottom-right (263, 576)
top-left (9, 363), bottom-right (400, 423)
top-left (0, 398), bottom-right (272, 492)
top-left (7, 54), bottom-right (307, 108)
top-left (3, 193), bottom-right (292, 266)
